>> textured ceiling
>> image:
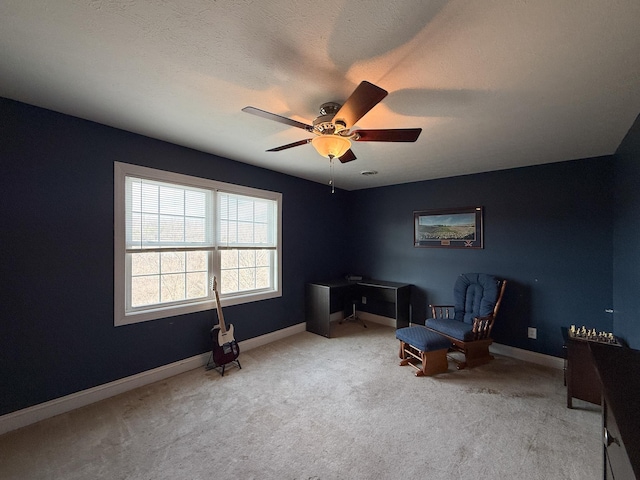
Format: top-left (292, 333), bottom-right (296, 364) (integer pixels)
top-left (1, 0), bottom-right (640, 190)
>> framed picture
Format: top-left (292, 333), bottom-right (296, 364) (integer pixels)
top-left (414, 206), bottom-right (483, 248)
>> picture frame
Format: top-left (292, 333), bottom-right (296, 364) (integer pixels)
top-left (414, 206), bottom-right (483, 248)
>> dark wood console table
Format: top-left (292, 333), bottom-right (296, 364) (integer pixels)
top-left (590, 343), bottom-right (640, 480)
top-left (305, 279), bottom-right (411, 338)
top-left (562, 327), bottom-right (621, 408)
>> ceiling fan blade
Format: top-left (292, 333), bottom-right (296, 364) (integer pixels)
top-left (266, 139), bottom-right (312, 152)
top-left (338, 149), bottom-right (357, 163)
top-left (334, 81), bottom-right (388, 129)
top-left (353, 128), bottom-right (422, 142)
top-left (242, 106), bottom-right (313, 131)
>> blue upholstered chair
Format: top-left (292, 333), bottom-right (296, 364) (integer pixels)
top-left (397, 273), bottom-right (506, 373)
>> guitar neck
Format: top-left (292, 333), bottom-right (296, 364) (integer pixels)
top-left (212, 278), bottom-right (227, 334)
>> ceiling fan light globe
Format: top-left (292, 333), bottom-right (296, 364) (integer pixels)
top-left (311, 135), bottom-right (351, 159)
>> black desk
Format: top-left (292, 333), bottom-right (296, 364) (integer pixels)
top-left (305, 279), bottom-right (411, 337)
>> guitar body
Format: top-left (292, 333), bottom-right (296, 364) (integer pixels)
top-left (211, 324), bottom-right (240, 367)
top-left (217, 323), bottom-right (235, 347)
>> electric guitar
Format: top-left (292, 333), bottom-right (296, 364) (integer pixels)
top-left (210, 277), bottom-right (240, 367)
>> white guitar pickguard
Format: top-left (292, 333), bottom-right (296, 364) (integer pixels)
top-left (218, 323), bottom-right (235, 345)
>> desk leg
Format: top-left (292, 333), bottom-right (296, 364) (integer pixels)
top-left (305, 284), bottom-right (331, 338)
top-left (395, 286), bottom-right (411, 329)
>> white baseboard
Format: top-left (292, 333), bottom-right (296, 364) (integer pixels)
top-left (490, 343), bottom-right (564, 370)
top-left (0, 322), bottom-right (307, 436)
top-left (358, 311), bottom-right (397, 328)
top-left (330, 312), bottom-right (396, 328)
top-left (236, 322), bottom-right (306, 351)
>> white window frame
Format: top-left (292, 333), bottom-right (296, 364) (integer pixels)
top-left (114, 162), bottom-right (282, 326)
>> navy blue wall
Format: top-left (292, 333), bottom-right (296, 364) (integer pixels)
top-left (0, 98), bottom-right (349, 416)
top-left (348, 157), bottom-right (615, 357)
top-left (613, 113), bottom-right (640, 349)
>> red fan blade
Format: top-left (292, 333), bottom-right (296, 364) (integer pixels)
top-left (338, 149), bottom-right (357, 163)
top-left (266, 139), bottom-right (312, 152)
top-left (242, 106), bottom-right (313, 132)
top-left (333, 81), bottom-right (388, 129)
top-left (353, 128), bottom-right (422, 142)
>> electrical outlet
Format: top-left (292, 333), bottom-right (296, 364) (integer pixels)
top-left (527, 327), bottom-right (537, 339)
top-left (361, 296), bottom-right (367, 305)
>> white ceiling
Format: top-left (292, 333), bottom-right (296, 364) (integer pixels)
top-left (2, 1), bottom-right (639, 190)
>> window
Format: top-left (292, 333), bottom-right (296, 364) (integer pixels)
top-left (114, 162), bottom-right (281, 326)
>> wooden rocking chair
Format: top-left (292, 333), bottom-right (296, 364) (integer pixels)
top-left (396, 274), bottom-right (506, 374)
top-left (425, 273), bottom-right (506, 369)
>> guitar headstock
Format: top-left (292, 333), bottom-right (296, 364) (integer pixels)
top-left (210, 276), bottom-right (218, 292)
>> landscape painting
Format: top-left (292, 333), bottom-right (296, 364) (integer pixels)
top-left (414, 206), bottom-right (483, 248)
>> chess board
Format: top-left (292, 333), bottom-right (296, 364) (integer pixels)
top-left (568, 325), bottom-right (622, 346)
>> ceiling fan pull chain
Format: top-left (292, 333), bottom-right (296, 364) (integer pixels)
top-left (329, 156), bottom-right (335, 194)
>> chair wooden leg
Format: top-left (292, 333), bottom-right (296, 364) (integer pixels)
top-left (399, 341), bottom-right (418, 368)
top-left (420, 349), bottom-right (448, 376)
top-left (398, 341), bottom-right (448, 376)
top-left (461, 342), bottom-right (494, 369)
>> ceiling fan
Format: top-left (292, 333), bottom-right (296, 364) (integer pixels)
top-left (242, 81), bottom-right (422, 164)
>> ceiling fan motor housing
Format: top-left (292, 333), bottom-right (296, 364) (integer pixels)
top-left (313, 102), bottom-right (346, 135)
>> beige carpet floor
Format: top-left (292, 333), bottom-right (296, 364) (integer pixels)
top-left (0, 322), bottom-right (601, 480)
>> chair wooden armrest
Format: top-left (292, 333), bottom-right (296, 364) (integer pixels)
top-left (430, 304), bottom-right (455, 319)
top-left (472, 314), bottom-right (495, 340)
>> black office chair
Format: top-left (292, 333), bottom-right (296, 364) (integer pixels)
top-left (340, 296), bottom-right (366, 328)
